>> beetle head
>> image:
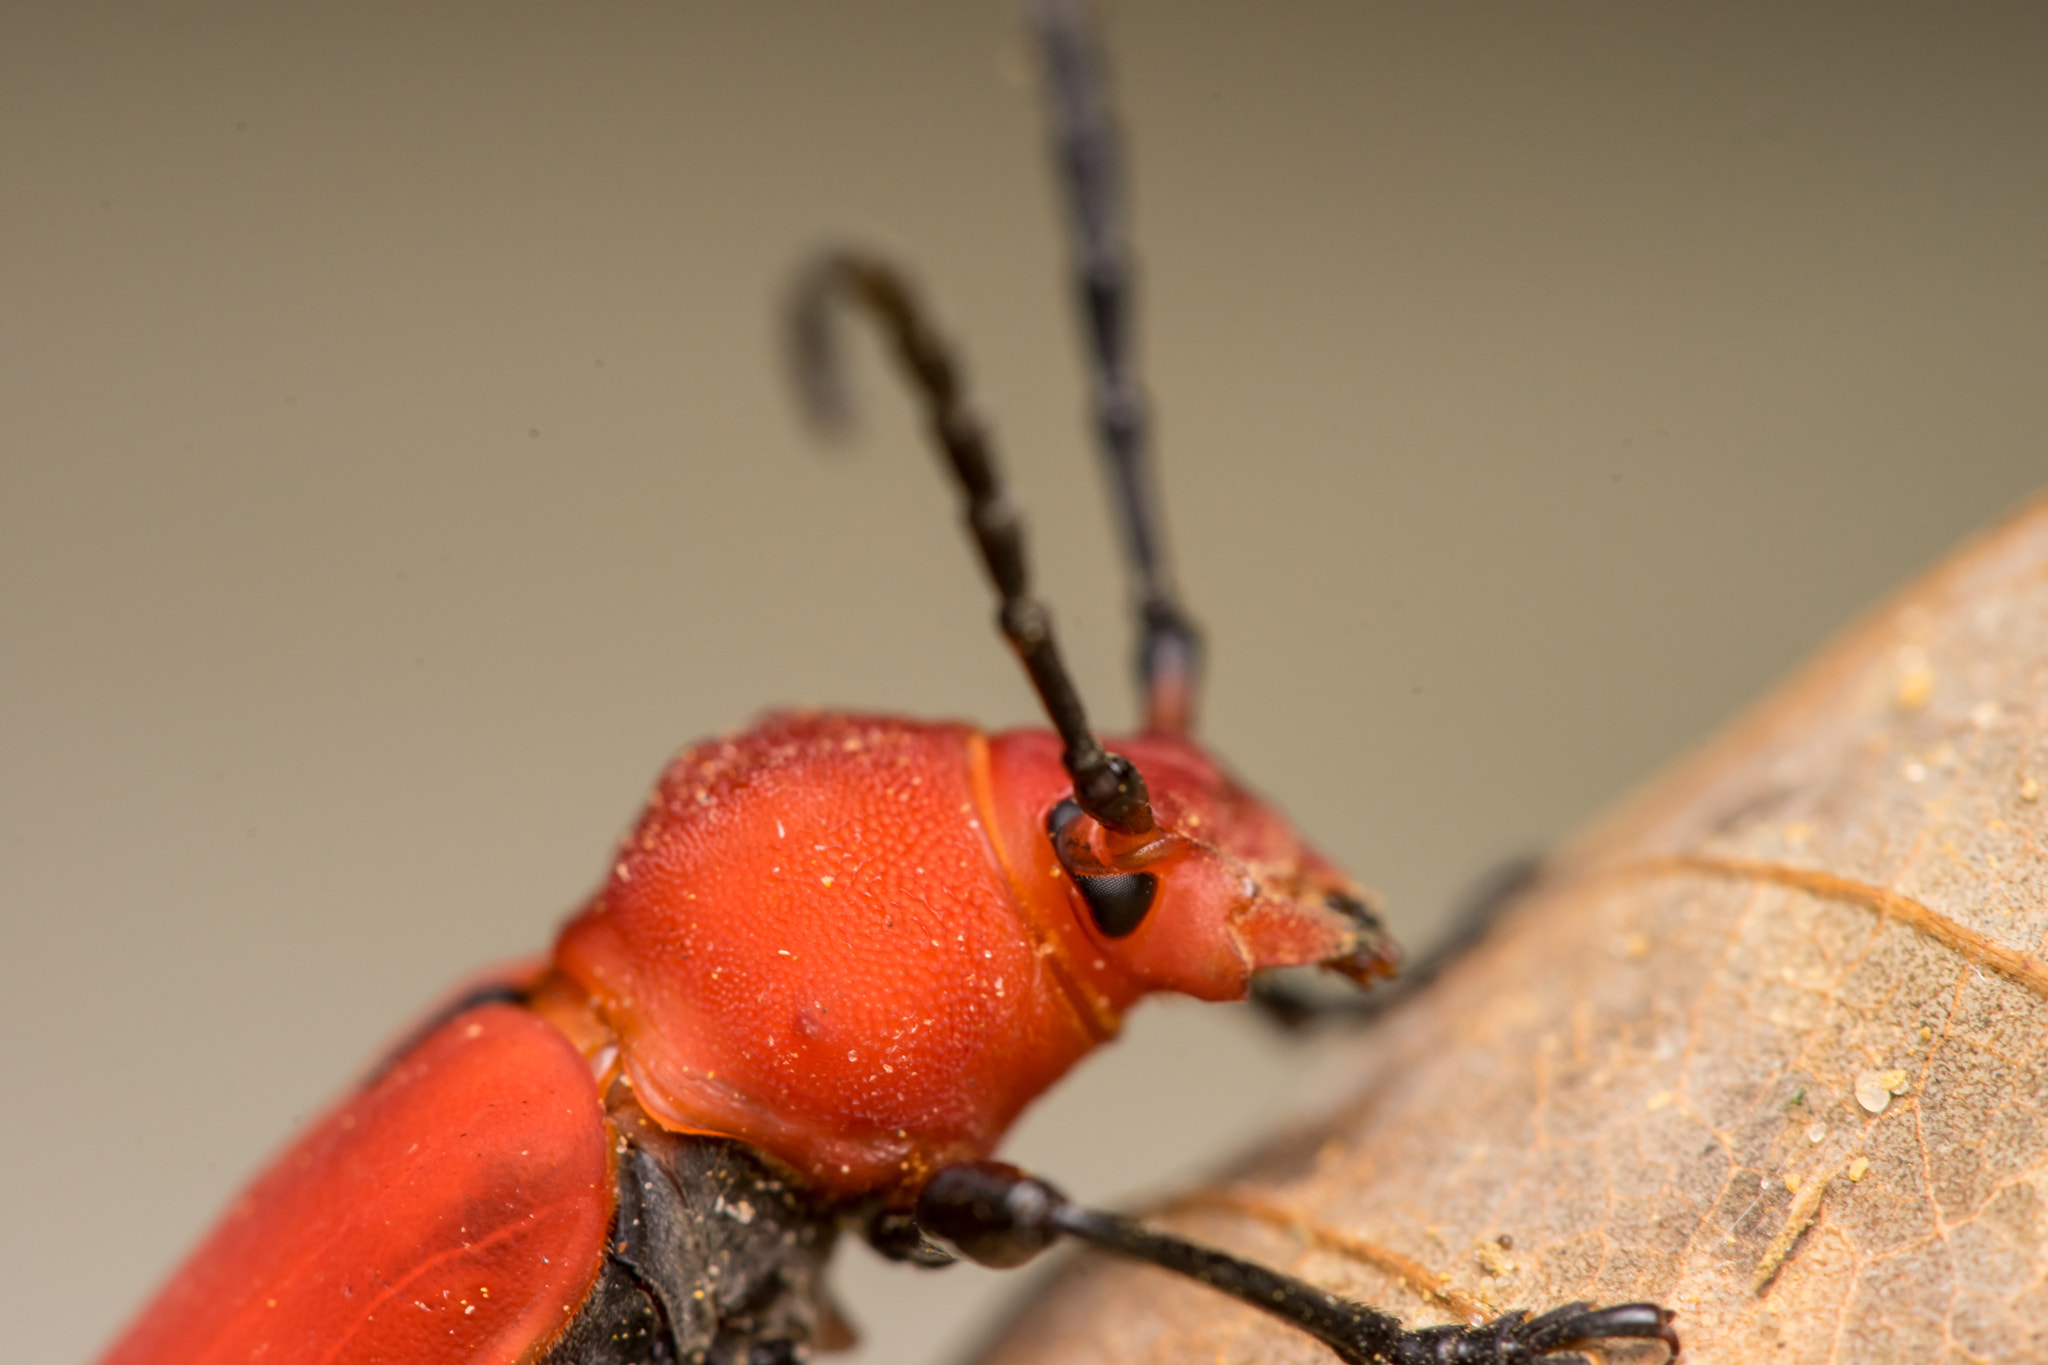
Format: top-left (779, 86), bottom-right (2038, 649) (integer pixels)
top-left (989, 730), bottom-right (1398, 1009)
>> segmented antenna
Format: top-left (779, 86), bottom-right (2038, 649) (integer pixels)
top-left (789, 251), bottom-right (1156, 836)
top-left (1028, 0), bottom-right (1201, 736)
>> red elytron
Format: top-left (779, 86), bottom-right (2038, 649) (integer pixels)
top-left (100, 1002), bottom-right (614, 1364)
top-left (97, 4), bottom-right (1677, 1364)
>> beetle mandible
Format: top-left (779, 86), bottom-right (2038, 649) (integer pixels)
top-left (92, 4), bottom-right (1678, 1364)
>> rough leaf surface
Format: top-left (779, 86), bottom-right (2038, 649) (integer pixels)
top-left (976, 496), bottom-right (2048, 1364)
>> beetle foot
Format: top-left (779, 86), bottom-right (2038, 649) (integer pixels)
top-left (1397, 1300), bottom-right (1679, 1364)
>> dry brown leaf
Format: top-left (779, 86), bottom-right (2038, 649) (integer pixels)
top-left (976, 494), bottom-right (2048, 1363)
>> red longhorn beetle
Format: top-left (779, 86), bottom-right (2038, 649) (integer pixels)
top-left (97, 4), bottom-right (1677, 1364)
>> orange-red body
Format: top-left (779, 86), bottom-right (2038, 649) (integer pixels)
top-left (97, 711), bottom-right (1389, 1364)
top-left (555, 712), bottom-right (1380, 1196)
top-left (100, 1002), bottom-right (613, 1365)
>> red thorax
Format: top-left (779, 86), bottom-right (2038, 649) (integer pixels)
top-left (550, 711), bottom-right (1392, 1199)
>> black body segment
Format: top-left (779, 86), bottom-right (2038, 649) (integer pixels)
top-left (544, 1108), bottom-right (840, 1365)
top-left (541, 1252), bottom-right (669, 1365)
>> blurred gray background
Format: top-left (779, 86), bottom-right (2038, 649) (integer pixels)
top-left (5, 3), bottom-right (2044, 1363)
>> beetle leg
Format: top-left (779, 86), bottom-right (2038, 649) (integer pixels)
top-left (914, 1162), bottom-right (1677, 1365)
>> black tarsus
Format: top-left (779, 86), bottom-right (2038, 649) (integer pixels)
top-left (787, 251), bottom-right (1155, 836)
top-left (914, 1162), bottom-right (1679, 1365)
top-left (1028, 0), bottom-right (1201, 737)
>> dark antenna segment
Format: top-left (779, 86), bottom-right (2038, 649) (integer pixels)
top-left (1029, 0), bottom-right (1202, 736)
top-left (789, 250), bottom-right (1156, 836)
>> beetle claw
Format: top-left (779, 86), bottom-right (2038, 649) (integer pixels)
top-left (1399, 1301), bottom-right (1681, 1363)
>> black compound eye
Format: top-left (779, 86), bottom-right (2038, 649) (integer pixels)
top-left (1047, 797), bottom-right (1157, 937)
top-left (1074, 871), bottom-right (1157, 938)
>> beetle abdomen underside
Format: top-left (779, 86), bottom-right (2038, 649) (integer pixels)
top-left (544, 1113), bottom-right (840, 1365)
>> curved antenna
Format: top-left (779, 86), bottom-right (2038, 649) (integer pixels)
top-left (1028, 0), bottom-right (1201, 736)
top-left (789, 250), bottom-right (1155, 836)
